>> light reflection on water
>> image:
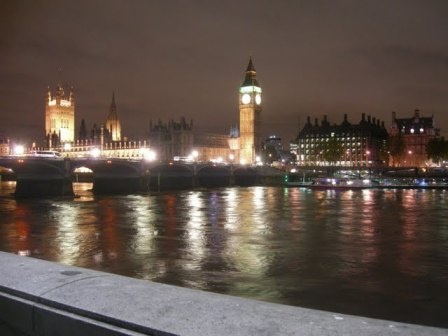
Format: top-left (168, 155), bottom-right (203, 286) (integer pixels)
top-left (0, 182), bottom-right (447, 327)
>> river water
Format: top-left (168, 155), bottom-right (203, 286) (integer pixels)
top-left (0, 181), bottom-right (447, 327)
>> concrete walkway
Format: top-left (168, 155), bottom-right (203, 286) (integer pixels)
top-left (0, 252), bottom-right (447, 336)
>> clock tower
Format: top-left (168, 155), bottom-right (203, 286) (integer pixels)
top-left (239, 57), bottom-right (262, 164)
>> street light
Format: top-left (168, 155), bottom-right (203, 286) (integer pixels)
top-left (346, 149), bottom-right (351, 166)
top-left (192, 150), bottom-right (199, 161)
top-left (143, 149), bottom-right (157, 161)
top-left (13, 145), bottom-right (25, 156)
top-left (90, 148), bottom-right (101, 158)
top-left (366, 150), bottom-right (370, 166)
top-left (408, 150), bottom-right (413, 166)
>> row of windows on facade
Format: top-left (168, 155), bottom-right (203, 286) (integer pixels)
top-left (302, 132), bottom-right (387, 138)
top-left (299, 143), bottom-right (366, 148)
top-left (50, 119), bottom-right (70, 128)
top-left (298, 137), bottom-right (368, 142)
top-left (400, 126), bottom-right (429, 134)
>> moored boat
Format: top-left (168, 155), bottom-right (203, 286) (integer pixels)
top-left (307, 177), bottom-right (375, 189)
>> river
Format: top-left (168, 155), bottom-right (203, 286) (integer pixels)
top-left (0, 181), bottom-right (447, 328)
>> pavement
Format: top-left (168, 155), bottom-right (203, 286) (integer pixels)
top-left (1, 251), bottom-right (447, 336)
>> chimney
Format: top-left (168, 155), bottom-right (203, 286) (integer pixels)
top-left (361, 113), bottom-right (366, 122)
top-left (367, 115), bottom-right (371, 123)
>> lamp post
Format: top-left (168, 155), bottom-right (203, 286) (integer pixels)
top-left (346, 149), bottom-right (351, 167)
top-left (366, 150), bottom-right (370, 167)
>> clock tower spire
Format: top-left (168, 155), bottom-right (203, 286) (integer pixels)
top-left (239, 57), bottom-right (262, 164)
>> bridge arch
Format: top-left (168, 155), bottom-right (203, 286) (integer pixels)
top-left (72, 159), bottom-right (147, 194)
top-left (233, 166), bottom-right (258, 186)
top-left (147, 163), bottom-right (194, 190)
top-left (196, 165), bottom-right (231, 188)
top-left (0, 157), bottom-right (73, 197)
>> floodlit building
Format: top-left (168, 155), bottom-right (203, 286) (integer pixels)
top-left (390, 109), bottom-right (439, 166)
top-left (40, 58), bottom-right (268, 162)
top-left (291, 114), bottom-right (389, 166)
top-left (105, 92), bottom-right (122, 141)
top-left (148, 118), bottom-right (194, 161)
top-left (43, 82), bottom-right (150, 159)
top-left (45, 83), bottom-right (75, 146)
top-left (0, 134), bottom-right (9, 156)
top-left (239, 57), bottom-right (262, 164)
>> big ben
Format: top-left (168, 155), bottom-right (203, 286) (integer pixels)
top-left (239, 57), bottom-right (262, 164)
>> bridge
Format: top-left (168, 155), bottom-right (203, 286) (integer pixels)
top-left (0, 156), bottom-right (285, 197)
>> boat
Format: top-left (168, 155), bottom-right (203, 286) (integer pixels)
top-left (307, 177), bottom-right (375, 190)
top-left (306, 177), bottom-right (448, 190)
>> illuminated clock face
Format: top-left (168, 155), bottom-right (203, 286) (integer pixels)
top-left (255, 94), bottom-right (261, 105)
top-left (241, 93), bottom-right (251, 104)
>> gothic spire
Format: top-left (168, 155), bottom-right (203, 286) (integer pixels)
top-left (246, 56), bottom-right (256, 72)
top-left (108, 91), bottom-right (118, 120)
top-left (242, 57), bottom-right (259, 87)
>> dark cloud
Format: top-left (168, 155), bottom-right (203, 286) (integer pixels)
top-left (1, 0), bottom-right (448, 144)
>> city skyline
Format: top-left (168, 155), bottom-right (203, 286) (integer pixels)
top-left (1, 1), bottom-right (448, 144)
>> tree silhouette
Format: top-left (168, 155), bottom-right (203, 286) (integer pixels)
top-left (388, 133), bottom-right (406, 166)
top-left (427, 137), bottom-right (448, 165)
top-left (321, 138), bottom-right (344, 165)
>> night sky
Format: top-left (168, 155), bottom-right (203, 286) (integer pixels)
top-left (1, 0), bottom-right (447, 145)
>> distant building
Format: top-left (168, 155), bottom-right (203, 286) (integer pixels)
top-left (194, 133), bottom-right (233, 163)
top-left (291, 114), bottom-right (389, 166)
top-left (0, 134), bottom-right (9, 156)
top-left (105, 92), bottom-right (122, 141)
top-left (263, 135), bottom-right (293, 165)
top-left (148, 118), bottom-right (193, 161)
top-left (41, 59), bottom-right (268, 162)
top-left (239, 57), bottom-right (262, 164)
top-left (42, 83), bottom-right (149, 159)
top-left (390, 110), bottom-right (439, 166)
top-left (76, 92), bottom-right (122, 144)
top-left (45, 83), bottom-right (75, 147)
top-left (227, 126), bottom-right (240, 163)
top-left (192, 58), bottom-right (264, 164)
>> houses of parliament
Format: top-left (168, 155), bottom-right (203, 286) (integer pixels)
top-left (40, 58), bottom-right (262, 164)
top-left (1, 57), bottom-right (440, 168)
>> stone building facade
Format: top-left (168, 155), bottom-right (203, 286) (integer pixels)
top-left (45, 84), bottom-right (75, 146)
top-left (0, 134), bottom-right (9, 156)
top-left (291, 114), bottom-right (389, 166)
top-left (389, 110), bottom-right (439, 166)
top-left (239, 58), bottom-right (262, 164)
top-left (148, 118), bottom-right (194, 161)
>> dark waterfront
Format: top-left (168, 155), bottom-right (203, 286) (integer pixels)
top-left (0, 182), bottom-right (447, 328)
